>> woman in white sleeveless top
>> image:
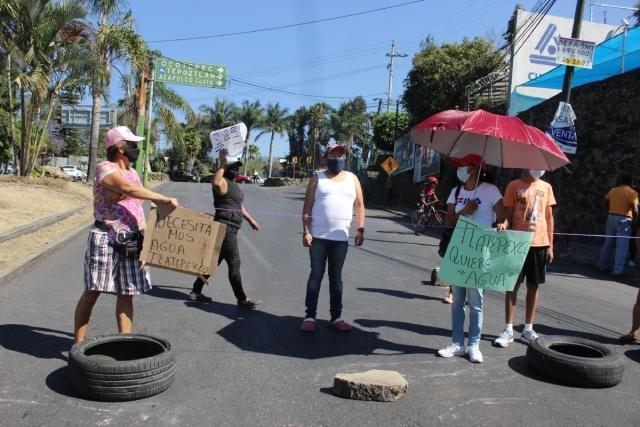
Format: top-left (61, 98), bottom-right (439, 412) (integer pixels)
top-left (300, 144), bottom-right (365, 332)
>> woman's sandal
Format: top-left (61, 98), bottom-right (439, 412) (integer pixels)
top-left (237, 298), bottom-right (260, 309)
top-left (329, 318), bottom-right (353, 332)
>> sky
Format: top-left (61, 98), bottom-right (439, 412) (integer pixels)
top-left (113, 0), bottom-right (637, 157)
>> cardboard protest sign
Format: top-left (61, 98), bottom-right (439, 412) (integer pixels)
top-left (140, 205), bottom-right (226, 276)
top-left (210, 123), bottom-right (247, 157)
top-left (438, 217), bottom-right (533, 292)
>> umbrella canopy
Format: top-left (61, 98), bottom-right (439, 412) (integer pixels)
top-left (410, 109), bottom-right (570, 171)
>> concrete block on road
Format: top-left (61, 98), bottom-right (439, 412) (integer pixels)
top-left (333, 369), bottom-right (408, 402)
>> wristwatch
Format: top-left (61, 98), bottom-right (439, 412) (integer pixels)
top-left (356, 227), bottom-right (364, 233)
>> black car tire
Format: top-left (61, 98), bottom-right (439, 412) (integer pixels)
top-left (68, 334), bottom-right (175, 401)
top-left (526, 335), bottom-right (625, 388)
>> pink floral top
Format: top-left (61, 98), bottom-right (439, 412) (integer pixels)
top-left (93, 161), bottom-right (145, 232)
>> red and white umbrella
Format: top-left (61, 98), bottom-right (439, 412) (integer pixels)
top-left (410, 109), bottom-right (570, 171)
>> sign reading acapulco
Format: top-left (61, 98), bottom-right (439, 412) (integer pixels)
top-left (154, 57), bottom-right (227, 89)
top-left (140, 205), bottom-right (226, 276)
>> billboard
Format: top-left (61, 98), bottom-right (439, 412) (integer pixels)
top-left (392, 133), bottom-right (414, 174)
top-left (413, 144), bottom-right (441, 183)
top-left (507, 9), bottom-right (615, 115)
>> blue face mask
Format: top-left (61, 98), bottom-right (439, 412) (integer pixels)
top-left (327, 158), bottom-right (345, 173)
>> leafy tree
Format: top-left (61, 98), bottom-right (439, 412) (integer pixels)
top-left (402, 36), bottom-right (504, 124)
top-left (372, 111), bottom-right (409, 152)
top-left (255, 103), bottom-right (288, 178)
top-left (286, 106), bottom-right (308, 161)
top-left (1, 0), bottom-right (98, 175)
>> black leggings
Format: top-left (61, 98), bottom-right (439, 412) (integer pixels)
top-left (192, 227), bottom-right (247, 302)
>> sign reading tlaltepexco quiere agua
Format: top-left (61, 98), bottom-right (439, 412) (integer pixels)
top-left (140, 205), bottom-right (226, 276)
top-left (154, 57), bottom-right (227, 88)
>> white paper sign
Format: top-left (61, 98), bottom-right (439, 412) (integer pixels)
top-left (210, 123), bottom-right (247, 157)
top-left (546, 102), bottom-right (578, 154)
top-left (556, 37), bottom-right (596, 69)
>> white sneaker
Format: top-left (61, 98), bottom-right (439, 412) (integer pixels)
top-left (467, 346), bottom-right (483, 363)
top-left (521, 329), bottom-right (539, 343)
top-left (493, 329), bottom-right (514, 348)
top-left (437, 343), bottom-right (465, 358)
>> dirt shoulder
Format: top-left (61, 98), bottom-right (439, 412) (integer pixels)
top-left (0, 176), bottom-right (164, 273)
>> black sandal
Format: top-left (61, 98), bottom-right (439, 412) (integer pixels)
top-left (237, 299), bottom-right (260, 309)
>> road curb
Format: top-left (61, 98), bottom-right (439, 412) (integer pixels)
top-left (0, 220), bottom-right (92, 285)
top-left (0, 205), bottom-right (86, 243)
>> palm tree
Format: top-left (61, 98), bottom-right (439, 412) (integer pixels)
top-left (330, 98), bottom-right (369, 170)
top-left (307, 102), bottom-right (333, 170)
top-left (85, 0), bottom-right (144, 181)
top-left (234, 100), bottom-right (263, 176)
top-left (1, 0), bottom-right (97, 176)
top-left (193, 99), bottom-right (236, 161)
top-left (116, 72), bottom-right (194, 168)
top-left (255, 103), bottom-right (288, 178)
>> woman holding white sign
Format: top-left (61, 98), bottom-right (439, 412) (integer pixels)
top-left (437, 154), bottom-right (505, 363)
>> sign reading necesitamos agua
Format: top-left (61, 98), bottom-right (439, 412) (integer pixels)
top-left (154, 57), bottom-right (227, 88)
top-left (438, 217), bottom-right (533, 292)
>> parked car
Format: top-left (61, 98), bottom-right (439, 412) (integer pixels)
top-left (234, 174), bottom-right (252, 184)
top-left (169, 171), bottom-right (199, 182)
top-left (199, 175), bottom-right (213, 183)
top-left (60, 165), bottom-right (87, 182)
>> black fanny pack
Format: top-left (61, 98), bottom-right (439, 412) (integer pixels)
top-left (95, 221), bottom-right (144, 257)
top-left (113, 229), bottom-right (144, 257)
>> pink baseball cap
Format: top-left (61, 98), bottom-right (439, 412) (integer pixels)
top-left (104, 126), bottom-right (144, 148)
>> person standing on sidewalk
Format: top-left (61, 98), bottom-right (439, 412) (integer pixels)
top-left (493, 169), bottom-right (556, 348)
top-left (437, 155), bottom-right (504, 363)
top-left (188, 150), bottom-right (261, 308)
top-left (300, 144), bottom-right (365, 332)
top-left (597, 175), bottom-right (638, 275)
top-left (74, 126), bottom-right (179, 343)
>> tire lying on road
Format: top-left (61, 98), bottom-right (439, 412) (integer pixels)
top-left (68, 334), bottom-right (175, 401)
top-left (526, 335), bottom-right (625, 388)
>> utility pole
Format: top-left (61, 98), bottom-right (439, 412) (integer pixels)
top-left (385, 40), bottom-right (407, 112)
top-left (561, 0), bottom-right (586, 103)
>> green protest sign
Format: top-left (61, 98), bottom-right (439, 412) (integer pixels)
top-left (438, 217), bottom-right (533, 292)
top-left (154, 57), bottom-right (227, 88)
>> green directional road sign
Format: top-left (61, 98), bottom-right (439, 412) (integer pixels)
top-left (154, 57), bottom-right (227, 88)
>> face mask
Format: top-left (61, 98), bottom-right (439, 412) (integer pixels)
top-left (457, 167), bottom-right (471, 183)
top-left (529, 169), bottom-right (545, 179)
top-left (123, 145), bottom-right (139, 163)
top-left (327, 158), bottom-right (345, 174)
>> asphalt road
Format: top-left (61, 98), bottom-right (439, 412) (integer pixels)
top-left (1, 181), bottom-right (639, 426)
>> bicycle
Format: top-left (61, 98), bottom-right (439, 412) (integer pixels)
top-left (411, 197), bottom-right (447, 235)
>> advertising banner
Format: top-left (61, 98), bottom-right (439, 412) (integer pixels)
top-left (507, 10), bottom-right (614, 115)
top-left (546, 101), bottom-right (578, 154)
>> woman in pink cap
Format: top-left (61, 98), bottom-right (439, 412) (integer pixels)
top-left (73, 126), bottom-right (179, 343)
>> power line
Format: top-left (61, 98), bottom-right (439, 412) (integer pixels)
top-left (147, 0), bottom-right (425, 43)
top-left (230, 78), bottom-right (385, 100)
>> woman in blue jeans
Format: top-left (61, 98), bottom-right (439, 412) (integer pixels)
top-left (299, 144), bottom-right (366, 332)
top-left (437, 155), bottom-right (505, 363)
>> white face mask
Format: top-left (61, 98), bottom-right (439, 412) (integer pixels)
top-left (457, 167), bottom-right (471, 183)
top-left (529, 169), bottom-right (545, 179)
